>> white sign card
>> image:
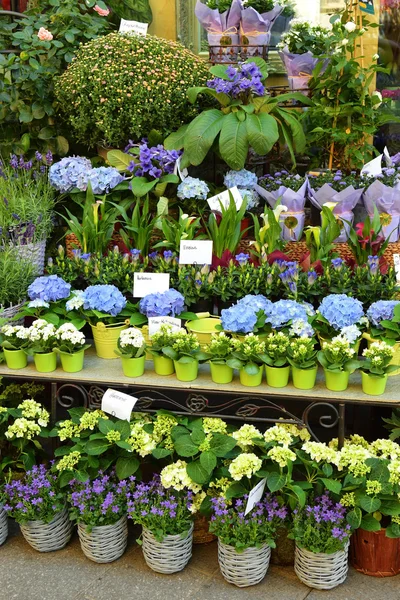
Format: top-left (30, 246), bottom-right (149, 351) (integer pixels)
top-left (101, 388), bottom-right (138, 421)
top-left (361, 154), bottom-right (383, 177)
top-left (174, 155), bottom-right (189, 180)
top-left (119, 19), bottom-right (148, 36)
top-left (384, 146), bottom-right (392, 166)
top-left (393, 254), bottom-right (400, 283)
top-left (207, 186), bottom-right (243, 211)
top-left (245, 478), bottom-right (267, 516)
top-left (148, 316), bottom-right (181, 337)
top-left (133, 273), bottom-right (170, 298)
top-left (179, 240), bottom-right (213, 265)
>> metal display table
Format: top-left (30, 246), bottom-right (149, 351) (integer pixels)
top-left (1, 349), bottom-right (399, 446)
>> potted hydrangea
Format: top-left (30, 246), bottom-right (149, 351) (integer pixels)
top-left (0, 324), bottom-right (30, 370)
top-left (210, 494), bottom-right (287, 588)
top-left (263, 331), bottom-right (291, 388)
top-left (161, 329), bottom-right (206, 382)
top-left (315, 294), bottom-right (366, 350)
top-left (360, 342), bottom-right (397, 396)
top-left (221, 295), bottom-right (272, 336)
top-left (139, 288), bottom-right (186, 355)
top-left (204, 332), bottom-right (236, 384)
top-left (2, 464), bottom-right (73, 553)
top-left (228, 333), bottom-right (266, 387)
top-left (317, 336), bottom-right (359, 392)
top-left (26, 319), bottom-right (58, 373)
top-left (53, 323), bottom-right (90, 373)
top-left (149, 323), bottom-right (176, 376)
top-left (69, 473), bottom-right (132, 563)
top-left (290, 493), bottom-right (352, 590)
top-left (115, 327), bottom-right (146, 378)
top-left (127, 474), bottom-right (194, 574)
top-left (366, 300), bottom-right (400, 376)
top-left (287, 336), bottom-right (318, 390)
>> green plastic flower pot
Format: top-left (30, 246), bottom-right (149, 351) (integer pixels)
top-left (266, 365), bottom-right (290, 388)
top-left (174, 360), bottom-right (199, 382)
top-left (361, 371), bottom-right (388, 396)
top-left (292, 366), bottom-right (318, 390)
top-left (3, 348), bottom-right (27, 370)
top-left (121, 355), bottom-right (146, 378)
top-left (91, 321), bottom-right (129, 359)
top-left (186, 316), bottom-right (221, 347)
top-left (153, 355), bottom-right (175, 376)
top-left (34, 352), bottom-right (57, 373)
top-left (239, 366), bottom-right (263, 387)
top-left (210, 362), bottom-right (233, 384)
top-left (363, 333), bottom-right (400, 376)
top-left (324, 369), bottom-right (349, 392)
top-left (60, 350), bottom-right (85, 373)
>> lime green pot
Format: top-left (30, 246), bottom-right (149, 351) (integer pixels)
top-left (186, 316), bottom-right (221, 347)
top-left (324, 369), bottom-right (349, 392)
top-left (210, 362), bottom-right (233, 384)
top-left (174, 359), bottom-right (199, 382)
top-left (34, 352), bottom-right (57, 373)
top-left (266, 365), bottom-right (290, 388)
top-left (153, 354), bottom-right (175, 376)
top-left (60, 350), bottom-right (84, 373)
top-left (363, 333), bottom-right (400, 377)
top-left (121, 355), bottom-right (145, 378)
top-left (239, 366), bottom-right (263, 387)
top-left (3, 348), bottom-right (27, 370)
top-left (91, 321), bottom-right (129, 359)
top-left (292, 366), bottom-right (318, 390)
top-left (361, 371), bottom-right (388, 396)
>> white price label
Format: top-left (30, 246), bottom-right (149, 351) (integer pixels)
top-left (179, 240), bottom-right (213, 265)
top-left (361, 154), bottom-right (383, 177)
top-left (148, 316), bottom-right (181, 337)
top-left (245, 478), bottom-right (267, 516)
top-left (393, 254), bottom-right (400, 283)
top-left (119, 19), bottom-right (148, 36)
top-left (101, 388), bottom-right (138, 421)
top-left (207, 186), bottom-right (243, 211)
top-left (133, 273), bottom-right (170, 298)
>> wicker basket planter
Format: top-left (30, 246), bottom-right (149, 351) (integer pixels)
top-left (0, 505), bottom-right (8, 546)
top-left (294, 543), bottom-right (349, 590)
top-left (20, 507), bottom-right (73, 553)
top-left (142, 523), bottom-right (193, 574)
top-left (78, 517), bottom-right (128, 563)
top-left (218, 540), bottom-right (271, 587)
top-left (13, 239), bottom-right (46, 275)
top-left (0, 301), bottom-right (25, 326)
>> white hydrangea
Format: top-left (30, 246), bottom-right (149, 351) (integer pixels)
top-left (228, 453), bottom-right (262, 481)
top-left (232, 424), bottom-right (262, 449)
top-left (65, 290), bottom-right (85, 311)
top-left (302, 441), bottom-right (338, 464)
top-left (128, 421), bottom-right (157, 457)
top-left (160, 460), bottom-right (201, 492)
top-left (264, 424), bottom-right (294, 447)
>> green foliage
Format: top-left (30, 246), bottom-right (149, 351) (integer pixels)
top-left (250, 205), bottom-right (286, 258)
top-left (0, 248), bottom-right (37, 308)
top-left (304, 206), bottom-right (341, 264)
top-left (205, 193), bottom-right (247, 258)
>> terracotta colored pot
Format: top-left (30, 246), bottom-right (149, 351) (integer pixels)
top-left (350, 528), bottom-right (400, 577)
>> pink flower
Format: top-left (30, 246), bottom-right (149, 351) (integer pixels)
top-left (93, 4), bottom-right (110, 16)
top-left (37, 27), bottom-right (53, 41)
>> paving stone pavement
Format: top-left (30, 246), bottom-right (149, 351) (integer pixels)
top-left (0, 521), bottom-right (399, 600)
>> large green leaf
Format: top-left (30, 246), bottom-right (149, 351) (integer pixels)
top-left (360, 515), bottom-right (381, 532)
top-left (219, 113), bottom-right (249, 170)
top-left (200, 451), bottom-right (217, 474)
top-left (107, 150), bottom-right (132, 171)
top-left (359, 495), bottom-right (381, 513)
top-left (346, 507), bottom-right (362, 529)
top-left (209, 433), bottom-right (237, 457)
top-left (274, 107), bottom-right (306, 154)
top-left (185, 109), bottom-right (224, 166)
top-left (267, 471), bottom-right (286, 492)
top-left (174, 433), bottom-right (199, 457)
top-left (186, 460), bottom-right (210, 485)
top-left (164, 124), bottom-right (188, 151)
top-left (187, 86), bottom-right (230, 107)
top-left (116, 456), bottom-right (140, 480)
top-left (130, 177), bottom-right (157, 197)
top-left (319, 478), bottom-right (342, 495)
top-left (86, 438), bottom-right (110, 455)
top-left (246, 113), bottom-right (279, 155)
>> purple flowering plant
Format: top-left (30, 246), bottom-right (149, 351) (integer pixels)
top-left (289, 493), bottom-right (351, 553)
top-left (209, 494), bottom-right (287, 552)
top-left (259, 171), bottom-right (306, 193)
top-left (353, 258), bottom-right (399, 307)
top-left (68, 472), bottom-right (134, 531)
top-left (2, 464), bottom-right (65, 525)
top-left (127, 475), bottom-right (193, 542)
top-left (308, 170), bottom-right (363, 193)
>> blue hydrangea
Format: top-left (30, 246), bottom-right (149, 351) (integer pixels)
top-left (239, 188), bottom-right (260, 209)
top-left (318, 294), bottom-right (364, 331)
top-left (367, 300), bottom-right (400, 328)
top-left (139, 289), bottom-right (185, 318)
top-left (177, 177), bottom-right (209, 201)
top-left (266, 300), bottom-right (309, 329)
top-left (87, 167), bottom-right (124, 194)
top-left (221, 304), bottom-right (257, 333)
top-left (238, 295), bottom-right (273, 316)
top-left (83, 285), bottom-right (126, 317)
top-left (49, 156), bottom-right (92, 193)
top-left (28, 275), bottom-right (71, 303)
top-left (289, 319), bottom-right (314, 338)
top-left (223, 169), bottom-right (257, 189)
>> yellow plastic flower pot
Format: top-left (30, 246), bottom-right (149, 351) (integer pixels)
top-left (174, 359), bottom-right (199, 382)
top-left (186, 315), bottom-right (221, 347)
top-left (361, 372), bottom-right (388, 396)
top-left (3, 348), bottom-right (27, 370)
top-left (363, 333), bottom-right (400, 376)
top-left (91, 321), bottom-right (129, 359)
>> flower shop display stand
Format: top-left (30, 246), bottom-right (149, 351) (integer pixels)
top-left (1, 349), bottom-right (400, 445)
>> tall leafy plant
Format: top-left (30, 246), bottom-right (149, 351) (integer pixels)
top-left (205, 194), bottom-right (247, 258)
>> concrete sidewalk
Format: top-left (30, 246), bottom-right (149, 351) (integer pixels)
top-left (1, 521), bottom-right (399, 600)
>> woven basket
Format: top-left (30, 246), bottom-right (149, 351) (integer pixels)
top-left (78, 516), bottom-right (128, 563)
top-left (284, 240), bottom-right (400, 267)
top-left (0, 505), bottom-right (8, 546)
top-left (142, 523), bottom-right (193, 574)
top-left (65, 233), bottom-right (127, 259)
top-left (0, 301), bottom-right (24, 326)
top-left (218, 540), bottom-right (271, 587)
top-left (20, 507), bottom-right (73, 553)
top-left (193, 514), bottom-right (216, 545)
top-left (294, 543), bottom-right (349, 590)
top-left (12, 239), bottom-right (46, 275)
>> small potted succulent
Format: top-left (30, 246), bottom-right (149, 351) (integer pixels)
top-left (359, 341), bottom-right (397, 396)
top-left (26, 319), bottom-right (58, 373)
top-left (317, 336), bottom-right (359, 392)
top-left (0, 324), bottom-right (30, 370)
top-left (263, 331), bottom-right (291, 388)
top-left (204, 332), bottom-right (236, 384)
top-left (53, 323), bottom-right (90, 373)
top-left (161, 329), bottom-right (207, 382)
top-left (115, 327), bottom-right (147, 378)
top-left (228, 333), bottom-right (266, 387)
top-left (287, 336), bottom-right (318, 390)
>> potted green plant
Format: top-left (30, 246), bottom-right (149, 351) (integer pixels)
top-left (26, 319), bottom-right (58, 373)
top-left (161, 329), bottom-right (207, 382)
top-left (366, 300), bottom-right (400, 376)
top-left (115, 327), bottom-right (146, 378)
top-left (53, 323), bottom-right (90, 373)
top-left (0, 248), bottom-right (37, 324)
top-left (287, 336), bottom-right (318, 390)
top-left (0, 324), bottom-right (30, 370)
top-left (204, 332), bottom-right (236, 384)
top-left (317, 336), bottom-right (359, 392)
top-left (228, 333), bottom-right (266, 387)
top-left (359, 342), bottom-right (397, 396)
top-left (149, 324), bottom-right (177, 376)
top-left (263, 331), bottom-right (291, 388)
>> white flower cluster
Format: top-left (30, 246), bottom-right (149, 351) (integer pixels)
top-left (65, 290), bottom-right (85, 311)
top-left (264, 424), bottom-right (294, 447)
top-left (1, 324), bottom-right (29, 340)
top-left (232, 424), bottom-right (262, 450)
top-left (5, 418), bottom-right (41, 440)
top-left (160, 459), bottom-right (201, 492)
top-left (19, 399), bottom-right (49, 427)
top-left (128, 421), bottom-right (157, 457)
top-left (119, 327), bottom-right (145, 349)
top-left (56, 323), bottom-right (86, 346)
top-left (228, 453), bottom-right (262, 481)
top-left (5, 398), bottom-right (49, 440)
top-left (27, 319), bottom-right (56, 343)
